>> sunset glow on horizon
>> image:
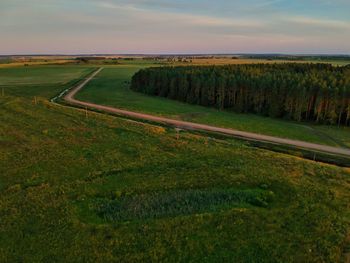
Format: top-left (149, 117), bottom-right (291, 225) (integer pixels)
top-left (1, 0), bottom-right (350, 55)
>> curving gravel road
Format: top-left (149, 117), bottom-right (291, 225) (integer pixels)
top-left (63, 68), bottom-right (350, 158)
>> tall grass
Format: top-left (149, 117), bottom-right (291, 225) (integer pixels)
top-left (95, 188), bottom-right (274, 221)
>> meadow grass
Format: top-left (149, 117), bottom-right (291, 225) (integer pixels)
top-left (76, 64), bottom-right (350, 147)
top-left (1, 94), bottom-right (350, 262)
top-left (0, 65), bottom-right (93, 98)
top-left (1, 61), bottom-right (350, 262)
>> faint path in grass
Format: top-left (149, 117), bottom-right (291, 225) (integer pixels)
top-left (301, 125), bottom-right (349, 149)
top-left (61, 67), bottom-right (350, 158)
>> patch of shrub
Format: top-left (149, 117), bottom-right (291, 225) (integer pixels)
top-left (95, 188), bottom-right (274, 221)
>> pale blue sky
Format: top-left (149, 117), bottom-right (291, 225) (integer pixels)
top-left (1, 0), bottom-right (350, 54)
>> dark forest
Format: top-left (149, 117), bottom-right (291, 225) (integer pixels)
top-left (131, 64), bottom-right (350, 126)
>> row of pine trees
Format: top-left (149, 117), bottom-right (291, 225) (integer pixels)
top-left (131, 64), bottom-right (350, 126)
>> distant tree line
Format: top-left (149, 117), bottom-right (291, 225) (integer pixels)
top-left (131, 64), bottom-right (350, 126)
top-left (246, 55), bottom-right (350, 62)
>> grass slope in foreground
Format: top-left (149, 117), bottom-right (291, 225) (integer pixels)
top-left (1, 94), bottom-right (350, 262)
top-left (76, 65), bottom-right (350, 148)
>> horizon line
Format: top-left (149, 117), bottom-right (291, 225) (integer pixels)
top-left (1, 53), bottom-right (350, 57)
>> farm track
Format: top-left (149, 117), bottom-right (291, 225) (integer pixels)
top-left (62, 67), bottom-right (350, 159)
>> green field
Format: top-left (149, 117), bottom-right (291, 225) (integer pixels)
top-left (1, 93), bottom-right (350, 262)
top-left (76, 64), bottom-right (350, 148)
top-left (1, 62), bottom-right (350, 262)
top-left (0, 65), bottom-right (93, 98)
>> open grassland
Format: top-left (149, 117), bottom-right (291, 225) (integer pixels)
top-left (77, 65), bottom-right (350, 148)
top-left (1, 94), bottom-right (350, 262)
top-left (0, 65), bottom-right (94, 98)
top-left (0, 60), bottom-right (74, 68)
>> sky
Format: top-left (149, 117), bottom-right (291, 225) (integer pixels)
top-left (1, 0), bottom-right (350, 55)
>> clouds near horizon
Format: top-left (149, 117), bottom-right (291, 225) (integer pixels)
top-left (1, 0), bottom-right (349, 54)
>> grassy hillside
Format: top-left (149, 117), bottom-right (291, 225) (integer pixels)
top-left (76, 65), bottom-right (350, 148)
top-left (1, 93), bottom-right (350, 262)
top-left (1, 62), bottom-right (350, 262)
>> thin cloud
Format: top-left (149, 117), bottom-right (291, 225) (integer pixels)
top-left (256, 0), bottom-right (284, 7)
top-left (95, 1), bottom-right (265, 28)
top-left (285, 16), bottom-right (350, 29)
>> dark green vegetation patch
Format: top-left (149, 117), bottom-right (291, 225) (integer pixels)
top-left (94, 188), bottom-right (274, 222)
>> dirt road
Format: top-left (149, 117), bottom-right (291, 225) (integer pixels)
top-left (63, 68), bottom-right (350, 158)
